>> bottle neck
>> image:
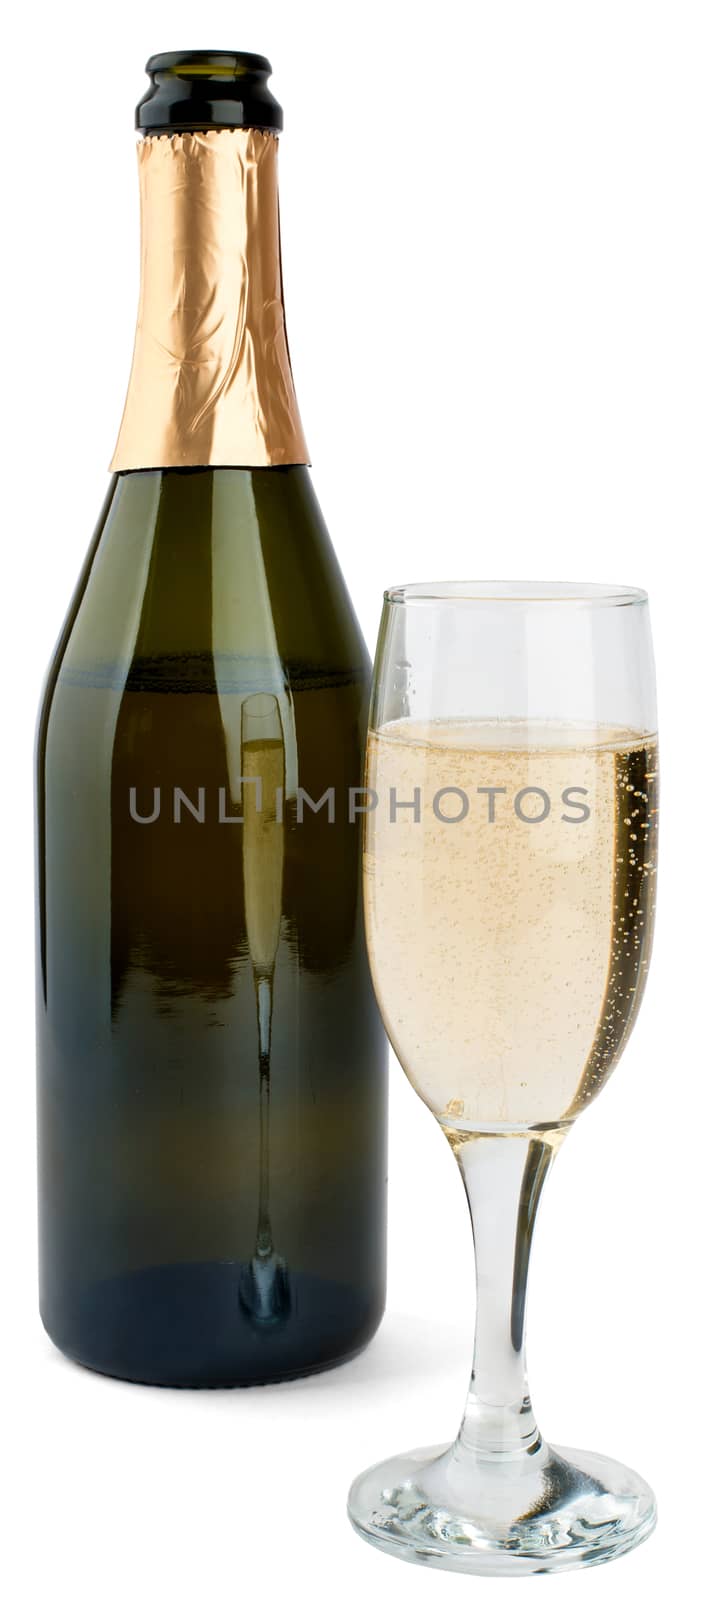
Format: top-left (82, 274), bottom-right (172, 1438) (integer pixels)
top-left (111, 129), bottom-right (309, 472)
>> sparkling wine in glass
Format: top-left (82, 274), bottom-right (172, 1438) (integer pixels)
top-left (348, 581), bottom-right (658, 1576)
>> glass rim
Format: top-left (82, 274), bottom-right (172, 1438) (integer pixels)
top-left (383, 580), bottom-right (649, 608)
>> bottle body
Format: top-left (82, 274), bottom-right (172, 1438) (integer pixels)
top-left (36, 466), bottom-right (387, 1385)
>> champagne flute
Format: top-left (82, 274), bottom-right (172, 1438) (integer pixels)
top-left (348, 581), bottom-right (658, 1576)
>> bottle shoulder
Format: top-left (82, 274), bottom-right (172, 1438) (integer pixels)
top-left (38, 467), bottom-right (371, 731)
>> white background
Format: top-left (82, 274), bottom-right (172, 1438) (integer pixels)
top-left (2, 2), bottom-right (710, 1596)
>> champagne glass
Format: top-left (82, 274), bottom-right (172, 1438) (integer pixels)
top-left (348, 581), bottom-right (658, 1576)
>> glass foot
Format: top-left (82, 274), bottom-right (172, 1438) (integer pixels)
top-left (348, 1437), bottom-right (656, 1576)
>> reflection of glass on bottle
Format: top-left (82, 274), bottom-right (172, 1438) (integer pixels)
top-left (242, 693), bottom-right (285, 975)
top-left (239, 693), bottom-right (290, 1324)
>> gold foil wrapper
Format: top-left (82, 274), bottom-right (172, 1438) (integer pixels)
top-left (111, 129), bottom-right (309, 471)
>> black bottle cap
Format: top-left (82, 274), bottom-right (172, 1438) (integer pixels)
top-left (137, 51), bottom-right (283, 134)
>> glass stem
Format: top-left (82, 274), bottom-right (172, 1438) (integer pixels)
top-left (453, 1129), bottom-right (563, 1462)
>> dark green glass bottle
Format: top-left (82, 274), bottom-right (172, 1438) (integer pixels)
top-left (35, 52), bottom-right (387, 1386)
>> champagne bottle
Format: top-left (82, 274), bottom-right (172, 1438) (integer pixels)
top-left (35, 50), bottom-right (387, 1386)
